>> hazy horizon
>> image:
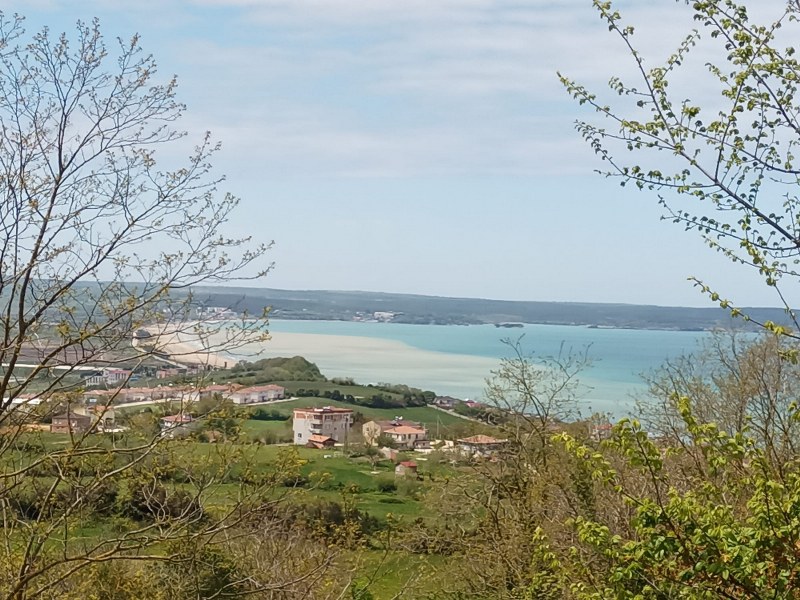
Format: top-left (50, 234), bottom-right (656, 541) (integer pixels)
top-left (11, 0), bottom-right (794, 308)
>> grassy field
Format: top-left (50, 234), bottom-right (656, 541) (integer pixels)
top-left (271, 380), bottom-right (404, 398)
top-left (248, 396), bottom-right (472, 428)
top-left (7, 427), bottom-right (470, 599)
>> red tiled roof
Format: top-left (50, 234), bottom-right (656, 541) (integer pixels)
top-left (307, 434), bottom-right (335, 443)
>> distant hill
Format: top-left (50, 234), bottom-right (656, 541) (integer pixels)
top-left (183, 286), bottom-right (794, 332)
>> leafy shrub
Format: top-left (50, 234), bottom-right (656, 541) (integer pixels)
top-left (376, 478), bottom-right (397, 493)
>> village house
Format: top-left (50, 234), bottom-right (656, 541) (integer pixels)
top-left (159, 414), bottom-right (195, 438)
top-left (9, 394), bottom-right (44, 410)
top-left (84, 405), bottom-right (117, 432)
top-left (457, 434), bottom-right (508, 457)
top-left (103, 368), bottom-right (133, 384)
top-left (382, 424), bottom-right (429, 450)
top-left (432, 396), bottom-right (459, 409)
top-left (293, 406), bottom-right (353, 445)
top-left (81, 368), bottom-right (134, 387)
top-left (362, 418), bottom-right (422, 446)
top-left (71, 405), bottom-right (119, 432)
top-left (198, 383), bottom-right (242, 400)
top-left (395, 460), bottom-right (418, 477)
top-left (82, 371), bottom-right (105, 386)
top-left (305, 434), bottom-right (336, 449)
top-left (156, 367), bottom-right (186, 379)
top-left (51, 412), bottom-right (92, 435)
top-left (83, 386), bottom-right (197, 406)
top-left (229, 384), bottom-right (286, 405)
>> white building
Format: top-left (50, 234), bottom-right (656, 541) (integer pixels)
top-left (292, 406), bottom-right (353, 445)
top-left (160, 414), bottom-right (195, 438)
top-left (382, 424), bottom-right (428, 450)
top-left (229, 384), bottom-right (285, 404)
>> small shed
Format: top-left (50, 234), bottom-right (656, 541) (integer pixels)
top-left (395, 460), bottom-right (418, 477)
top-left (305, 434), bottom-right (336, 449)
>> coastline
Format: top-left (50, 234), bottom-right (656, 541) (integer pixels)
top-left (142, 318), bottom-right (682, 414)
top-left (143, 323), bottom-right (234, 369)
top-left (220, 329), bottom-right (501, 399)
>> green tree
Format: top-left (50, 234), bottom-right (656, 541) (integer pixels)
top-left (639, 330), bottom-right (800, 471)
top-left (0, 15), bottom-right (347, 599)
top-left (542, 1), bottom-right (800, 597)
top-left (561, 0), bottom-right (800, 330)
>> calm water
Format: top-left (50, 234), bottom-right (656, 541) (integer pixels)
top-left (264, 320), bottom-right (711, 417)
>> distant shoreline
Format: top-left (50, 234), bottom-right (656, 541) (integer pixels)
top-left (267, 316), bottom-right (713, 334)
top-left (182, 286), bottom-right (783, 332)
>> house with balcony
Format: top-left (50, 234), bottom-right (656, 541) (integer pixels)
top-left (292, 406), bottom-right (353, 445)
top-left (362, 418), bottom-right (428, 449)
top-left (383, 424), bottom-right (429, 450)
top-left (362, 418), bottom-right (423, 446)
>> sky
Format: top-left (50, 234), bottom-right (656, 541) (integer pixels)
top-left (4, 0), bottom-right (795, 308)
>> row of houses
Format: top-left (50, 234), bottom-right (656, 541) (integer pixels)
top-left (290, 408), bottom-right (430, 450)
top-left (81, 383), bottom-right (286, 405)
top-left (51, 404), bottom-right (118, 434)
top-left (362, 417), bottom-right (428, 449)
top-left (50, 408), bottom-right (196, 437)
top-left (289, 406), bottom-right (507, 457)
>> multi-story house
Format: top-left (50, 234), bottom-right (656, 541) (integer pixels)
top-left (292, 406), bottom-right (353, 445)
top-left (51, 412), bottom-right (92, 434)
top-left (362, 418), bottom-right (428, 449)
top-left (382, 424), bottom-right (428, 450)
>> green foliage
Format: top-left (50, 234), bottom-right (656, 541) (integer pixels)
top-left (376, 477), bottom-right (398, 493)
top-left (248, 407), bottom-right (290, 421)
top-left (562, 0), bottom-right (800, 328)
top-left (554, 399), bottom-right (800, 599)
top-left (224, 356), bottom-right (325, 384)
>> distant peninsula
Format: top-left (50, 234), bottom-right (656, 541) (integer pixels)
top-left (183, 287), bottom-right (792, 332)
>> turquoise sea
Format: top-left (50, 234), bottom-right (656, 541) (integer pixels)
top-left (263, 320), bottom-right (712, 417)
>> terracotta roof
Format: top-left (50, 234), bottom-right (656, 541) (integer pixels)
top-left (457, 435), bottom-right (507, 445)
top-left (202, 383), bottom-right (243, 392)
top-left (307, 434), bottom-right (335, 443)
top-left (385, 425), bottom-right (426, 435)
top-left (398, 461), bottom-right (417, 468)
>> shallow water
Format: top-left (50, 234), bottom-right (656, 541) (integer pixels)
top-left (221, 320), bottom-right (711, 417)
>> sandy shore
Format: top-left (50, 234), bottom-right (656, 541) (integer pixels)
top-left (143, 325), bottom-right (636, 409)
top-left (143, 324), bottom-right (234, 369)
top-left (222, 330), bottom-right (500, 399)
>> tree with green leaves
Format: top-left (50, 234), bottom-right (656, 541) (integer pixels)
top-left (561, 0), bottom-right (800, 334)
top-left (0, 14), bottom-right (353, 599)
top-left (539, 1), bottom-right (800, 597)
